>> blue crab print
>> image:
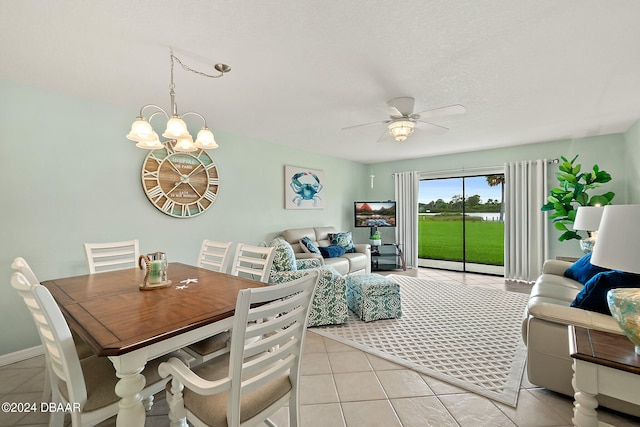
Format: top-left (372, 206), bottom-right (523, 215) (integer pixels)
top-left (290, 171), bottom-right (323, 207)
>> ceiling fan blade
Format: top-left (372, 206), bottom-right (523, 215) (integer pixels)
top-left (385, 106), bottom-right (404, 118)
top-left (387, 97), bottom-right (415, 116)
top-left (416, 120), bottom-right (449, 135)
top-left (376, 129), bottom-right (395, 143)
top-left (413, 104), bottom-right (466, 120)
top-left (341, 120), bottom-right (388, 130)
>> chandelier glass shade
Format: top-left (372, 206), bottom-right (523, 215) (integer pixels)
top-left (388, 120), bottom-right (415, 141)
top-left (126, 51), bottom-right (229, 152)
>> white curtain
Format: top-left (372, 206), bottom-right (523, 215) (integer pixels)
top-left (504, 160), bottom-right (549, 282)
top-left (394, 171), bottom-right (420, 269)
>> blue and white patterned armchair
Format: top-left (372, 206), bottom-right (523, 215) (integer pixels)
top-left (268, 237), bottom-right (348, 327)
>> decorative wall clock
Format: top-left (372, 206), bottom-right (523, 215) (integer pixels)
top-left (141, 141), bottom-right (219, 218)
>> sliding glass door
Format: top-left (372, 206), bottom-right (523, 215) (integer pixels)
top-left (418, 174), bottom-right (504, 275)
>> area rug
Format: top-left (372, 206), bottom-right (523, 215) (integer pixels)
top-left (312, 275), bottom-right (529, 407)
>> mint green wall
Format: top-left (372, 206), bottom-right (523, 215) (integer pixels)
top-left (2, 77), bottom-right (637, 357)
top-left (363, 135), bottom-right (627, 260)
top-left (0, 79), bottom-right (367, 356)
top-left (624, 119), bottom-right (640, 203)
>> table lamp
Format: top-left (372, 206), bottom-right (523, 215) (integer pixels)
top-left (591, 204), bottom-right (640, 354)
top-left (572, 206), bottom-right (604, 253)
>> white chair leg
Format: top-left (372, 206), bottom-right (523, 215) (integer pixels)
top-left (42, 364), bottom-right (52, 402)
top-left (48, 410), bottom-right (64, 427)
top-left (166, 378), bottom-right (188, 427)
top-left (142, 394), bottom-right (154, 411)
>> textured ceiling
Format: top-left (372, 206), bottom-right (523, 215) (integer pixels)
top-left (1, 1), bottom-right (639, 164)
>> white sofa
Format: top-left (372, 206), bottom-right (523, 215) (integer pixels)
top-left (281, 226), bottom-right (371, 276)
top-left (522, 259), bottom-right (640, 416)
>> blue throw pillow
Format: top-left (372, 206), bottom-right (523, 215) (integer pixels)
top-left (564, 253), bottom-right (609, 284)
top-left (570, 270), bottom-right (640, 315)
top-left (318, 245), bottom-right (346, 258)
top-left (299, 236), bottom-right (321, 255)
top-left (328, 232), bottom-right (355, 253)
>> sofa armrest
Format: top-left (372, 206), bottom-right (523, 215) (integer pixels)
top-left (542, 259), bottom-right (574, 276)
top-left (353, 243), bottom-right (371, 255)
top-left (527, 297), bottom-right (622, 334)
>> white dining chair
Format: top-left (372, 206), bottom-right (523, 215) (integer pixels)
top-left (12, 272), bottom-right (175, 427)
top-left (230, 244), bottom-right (276, 283)
top-left (10, 257), bottom-right (94, 402)
top-left (83, 239), bottom-right (140, 274)
top-left (159, 271), bottom-right (319, 427)
top-left (184, 244), bottom-right (276, 366)
top-left (197, 240), bottom-right (233, 273)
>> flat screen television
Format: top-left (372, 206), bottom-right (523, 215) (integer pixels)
top-left (354, 201), bottom-right (396, 228)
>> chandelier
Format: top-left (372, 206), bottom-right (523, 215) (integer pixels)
top-left (387, 120), bottom-right (415, 142)
top-left (126, 51), bottom-right (230, 152)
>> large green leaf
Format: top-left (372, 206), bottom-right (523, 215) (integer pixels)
top-left (559, 230), bottom-right (581, 241)
top-left (542, 154), bottom-right (614, 242)
top-left (554, 222), bottom-right (568, 231)
top-left (595, 170), bottom-right (612, 183)
top-left (589, 192), bottom-right (616, 206)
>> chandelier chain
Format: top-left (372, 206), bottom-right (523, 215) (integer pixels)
top-left (170, 53), bottom-right (226, 81)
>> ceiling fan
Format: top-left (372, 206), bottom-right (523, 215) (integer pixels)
top-left (342, 97), bottom-right (466, 142)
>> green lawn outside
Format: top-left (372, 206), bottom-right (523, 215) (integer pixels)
top-left (418, 216), bottom-right (504, 266)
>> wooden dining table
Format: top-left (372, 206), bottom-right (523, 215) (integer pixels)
top-left (41, 262), bottom-right (268, 427)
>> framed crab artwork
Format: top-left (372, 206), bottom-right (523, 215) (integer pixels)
top-left (284, 165), bottom-right (326, 209)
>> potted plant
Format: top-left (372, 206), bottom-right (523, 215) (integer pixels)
top-left (541, 155), bottom-right (615, 242)
top-left (369, 230), bottom-right (382, 246)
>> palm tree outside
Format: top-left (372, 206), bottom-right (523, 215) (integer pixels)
top-left (486, 174), bottom-right (505, 221)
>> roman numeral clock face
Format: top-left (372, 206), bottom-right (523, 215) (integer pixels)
top-left (141, 142), bottom-right (219, 218)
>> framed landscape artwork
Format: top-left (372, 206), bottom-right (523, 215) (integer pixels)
top-left (284, 165), bottom-right (326, 209)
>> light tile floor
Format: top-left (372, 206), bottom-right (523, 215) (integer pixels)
top-left (2, 267), bottom-right (640, 426)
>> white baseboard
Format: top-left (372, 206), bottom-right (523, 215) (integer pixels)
top-left (0, 345), bottom-right (44, 367)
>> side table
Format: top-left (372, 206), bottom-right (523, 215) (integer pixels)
top-left (371, 243), bottom-right (406, 271)
top-left (568, 325), bottom-right (640, 427)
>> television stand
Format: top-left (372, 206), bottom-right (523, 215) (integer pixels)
top-left (371, 243), bottom-right (406, 271)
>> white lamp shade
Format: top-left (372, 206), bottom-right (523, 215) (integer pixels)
top-left (173, 135), bottom-right (198, 152)
top-left (126, 118), bottom-right (154, 141)
top-left (135, 132), bottom-right (163, 149)
top-left (195, 127), bottom-right (218, 149)
top-left (590, 205), bottom-right (640, 274)
top-left (162, 116), bottom-right (190, 139)
top-left (572, 206), bottom-right (605, 231)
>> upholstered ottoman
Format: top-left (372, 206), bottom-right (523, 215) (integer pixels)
top-left (346, 274), bottom-right (401, 322)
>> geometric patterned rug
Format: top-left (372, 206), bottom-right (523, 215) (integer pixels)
top-left (312, 275), bottom-right (529, 407)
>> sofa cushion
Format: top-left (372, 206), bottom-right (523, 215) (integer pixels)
top-left (564, 253), bottom-right (609, 284)
top-left (570, 270), bottom-right (640, 315)
top-left (342, 252), bottom-right (368, 274)
top-left (328, 231), bottom-right (355, 253)
top-left (268, 237), bottom-right (297, 272)
top-left (299, 237), bottom-right (321, 255)
top-left (319, 245), bottom-right (346, 258)
top-left (323, 257), bottom-right (349, 276)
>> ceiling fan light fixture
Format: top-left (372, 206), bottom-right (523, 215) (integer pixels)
top-left (388, 120), bottom-right (415, 141)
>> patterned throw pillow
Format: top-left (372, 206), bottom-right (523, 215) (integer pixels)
top-left (299, 237), bottom-right (321, 255)
top-left (328, 232), bottom-right (355, 253)
top-left (268, 237), bottom-right (297, 272)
